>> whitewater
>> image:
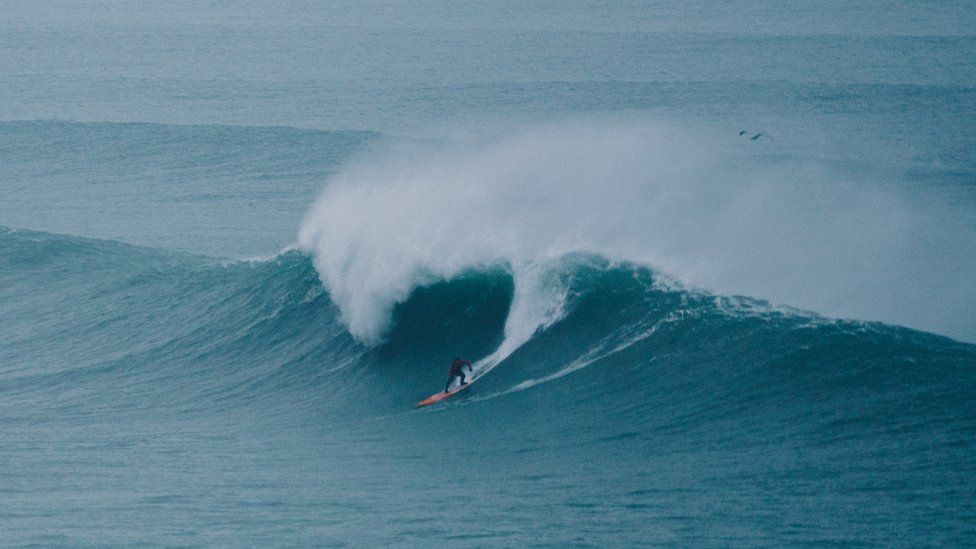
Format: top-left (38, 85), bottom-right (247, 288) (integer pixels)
top-left (2, 1), bottom-right (975, 546)
top-left (298, 117), bottom-right (976, 347)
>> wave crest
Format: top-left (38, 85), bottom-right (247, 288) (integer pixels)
top-left (299, 116), bottom-right (976, 346)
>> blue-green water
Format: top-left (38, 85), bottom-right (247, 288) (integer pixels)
top-left (2, 2), bottom-right (975, 545)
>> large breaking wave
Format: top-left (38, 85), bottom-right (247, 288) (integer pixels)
top-left (3, 225), bottom-right (973, 420)
top-left (298, 117), bottom-right (976, 356)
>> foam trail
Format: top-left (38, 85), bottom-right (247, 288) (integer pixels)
top-left (506, 310), bottom-right (686, 394)
top-left (299, 116), bottom-right (976, 346)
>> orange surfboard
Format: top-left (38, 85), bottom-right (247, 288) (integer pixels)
top-left (415, 382), bottom-right (471, 408)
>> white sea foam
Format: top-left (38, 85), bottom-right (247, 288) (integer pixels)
top-left (299, 116), bottom-right (976, 347)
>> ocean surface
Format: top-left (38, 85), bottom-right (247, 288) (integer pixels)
top-left (2, 1), bottom-right (975, 545)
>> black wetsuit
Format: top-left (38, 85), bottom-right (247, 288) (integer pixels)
top-left (444, 358), bottom-right (472, 392)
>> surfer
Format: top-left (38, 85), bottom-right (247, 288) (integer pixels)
top-left (444, 357), bottom-right (472, 393)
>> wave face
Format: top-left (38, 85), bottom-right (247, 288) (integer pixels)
top-left (2, 226), bottom-right (974, 545)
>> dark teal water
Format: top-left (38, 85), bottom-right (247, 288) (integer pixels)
top-left (2, 1), bottom-right (976, 545)
top-left (2, 228), bottom-right (974, 545)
